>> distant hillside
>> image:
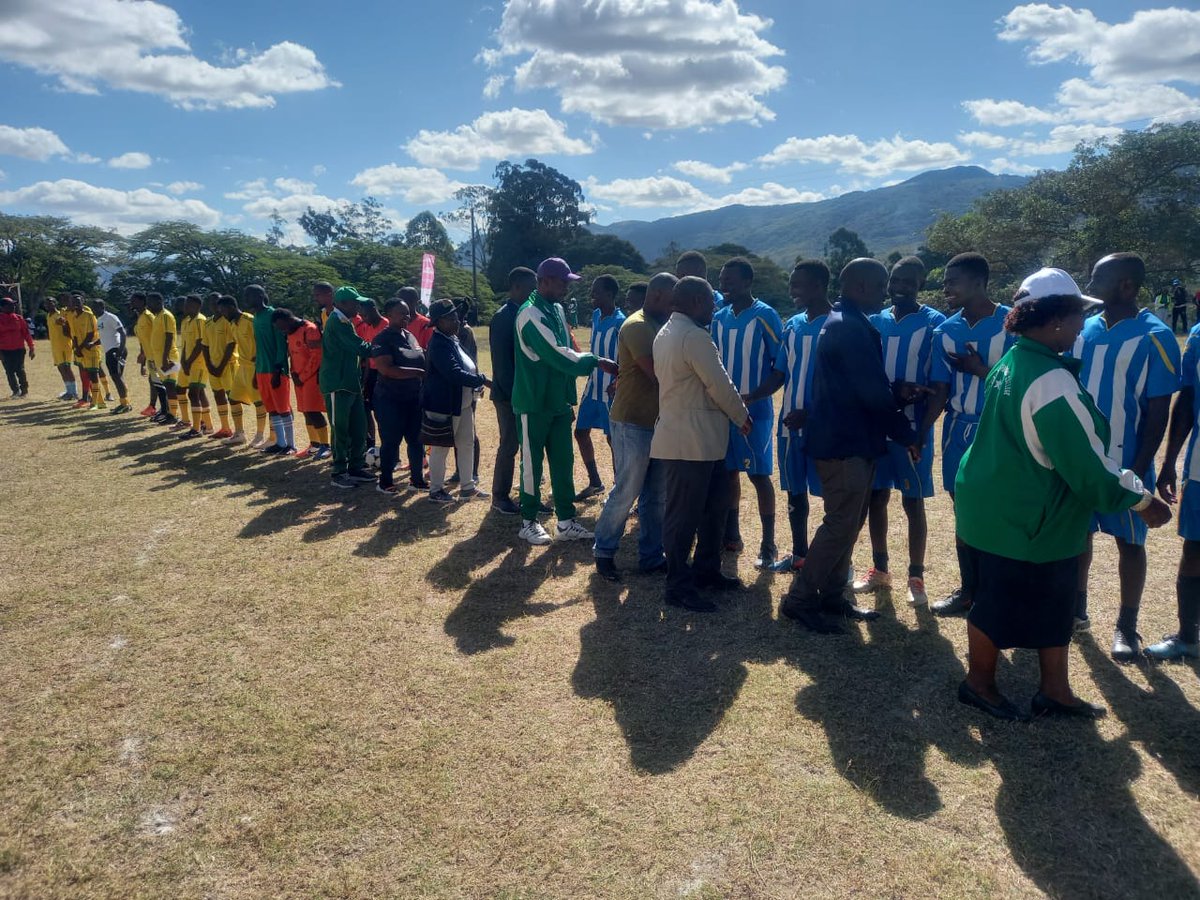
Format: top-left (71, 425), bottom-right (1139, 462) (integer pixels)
top-left (591, 166), bottom-right (1029, 265)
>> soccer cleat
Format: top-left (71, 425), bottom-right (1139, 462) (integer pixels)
top-left (376, 484), bottom-right (400, 497)
top-left (313, 445), bottom-right (331, 461)
top-left (170, 420), bottom-right (189, 430)
top-left (770, 554), bottom-right (804, 573)
top-left (293, 446), bottom-right (314, 460)
top-left (208, 428), bottom-right (233, 440)
top-left (249, 434), bottom-right (266, 448)
top-left (1143, 634), bottom-right (1200, 661)
top-left (261, 444), bottom-right (286, 455)
top-left (555, 519), bottom-right (594, 542)
top-left (852, 568), bottom-right (893, 593)
top-left (459, 487), bottom-right (491, 501)
top-left (58, 391), bottom-right (74, 401)
top-left (8, 391), bottom-right (20, 399)
top-left (754, 543), bottom-right (778, 570)
top-left (89, 403), bottom-right (108, 411)
top-left (225, 432), bottom-right (247, 446)
top-left (73, 399), bottom-right (90, 409)
top-left (282, 446), bottom-right (297, 456)
top-left (1111, 626), bottom-right (1142, 662)
top-left (178, 429), bottom-right (201, 440)
top-left (519, 521), bottom-right (552, 546)
top-left (347, 469), bottom-right (376, 483)
top-left (139, 405), bottom-right (157, 417)
top-left (330, 473), bottom-right (355, 489)
top-left (428, 489), bottom-right (455, 505)
top-left (575, 483), bottom-right (605, 501)
top-left (907, 577), bottom-right (928, 607)
top-left (104, 393), bottom-right (114, 402)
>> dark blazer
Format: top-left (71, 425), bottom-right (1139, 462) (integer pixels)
top-left (422, 329), bottom-right (487, 416)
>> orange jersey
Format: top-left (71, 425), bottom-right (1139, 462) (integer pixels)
top-left (287, 320), bottom-right (323, 386)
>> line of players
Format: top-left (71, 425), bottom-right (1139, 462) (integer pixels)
top-left (601, 250), bottom-right (1196, 664)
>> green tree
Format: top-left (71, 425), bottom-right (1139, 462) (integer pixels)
top-left (485, 159), bottom-right (590, 289)
top-left (824, 227), bottom-right (872, 292)
top-left (558, 232), bottom-right (647, 273)
top-left (0, 214), bottom-right (121, 314)
top-left (926, 122), bottom-right (1200, 295)
top-left (403, 211), bottom-right (456, 260)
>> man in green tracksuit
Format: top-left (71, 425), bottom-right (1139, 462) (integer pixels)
top-left (321, 286), bottom-right (376, 489)
top-left (512, 257), bottom-right (618, 545)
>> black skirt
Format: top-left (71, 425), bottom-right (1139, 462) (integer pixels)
top-left (967, 547), bottom-right (1077, 650)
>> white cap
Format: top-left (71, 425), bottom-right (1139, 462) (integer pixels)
top-left (1018, 267), bottom-right (1082, 301)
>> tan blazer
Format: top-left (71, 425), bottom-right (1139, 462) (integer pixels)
top-left (651, 312), bottom-right (750, 461)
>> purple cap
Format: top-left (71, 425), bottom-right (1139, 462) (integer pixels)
top-left (536, 257), bottom-right (581, 282)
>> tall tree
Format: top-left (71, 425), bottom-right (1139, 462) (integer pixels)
top-left (558, 232), bottom-right (648, 273)
top-left (0, 214), bottom-right (121, 314)
top-left (403, 211), bottom-right (457, 260)
top-left (485, 159), bottom-right (590, 288)
top-left (824, 227), bottom-right (872, 291)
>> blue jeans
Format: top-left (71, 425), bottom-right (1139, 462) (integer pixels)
top-left (592, 420), bottom-right (665, 568)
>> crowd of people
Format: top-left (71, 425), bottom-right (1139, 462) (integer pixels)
top-left (4, 247), bottom-right (1200, 722)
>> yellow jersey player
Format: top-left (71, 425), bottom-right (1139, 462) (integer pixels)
top-left (41, 294), bottom-right (79, 400)
top-left (129, 293), bottom-right (165, 417)
top-left (65, 294), bottom-right (105, 409)
top-left (177, 294), bottom-right (213, 439)
top-left (213, 294), bottom-right (266, 446)
top-left (145, 292), bottom-right (181, 425)
top-left (201, 293), bottom-right (234, 439)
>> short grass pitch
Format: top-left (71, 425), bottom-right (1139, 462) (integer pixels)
top-left (1, 335), bottom-right (1199, 898)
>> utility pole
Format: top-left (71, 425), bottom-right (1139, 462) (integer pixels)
top-left (470, 205), bottom-right (478, 307)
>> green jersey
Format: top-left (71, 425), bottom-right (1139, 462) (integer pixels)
top-left (511, 290), bottom-right (598, 416)
top-left (956, 337), bottom-right (1147, 562)
top-left (319, 308), bottom-right (372, 394)
top-left (253, 305), bottom-right (289, 375)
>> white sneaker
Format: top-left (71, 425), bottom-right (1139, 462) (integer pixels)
top-left (519, 521), bottom-right (551, 546)
top-left (225, 432), bottom-right (247, 446)
top-left (907, 577), bottom-right (928, 607)
top-left (249, 434), bottom-right (266, 448)
top-left (554, 519), bottom-right (594, 542)
top-left (852, 567), bottom-right (893, 593)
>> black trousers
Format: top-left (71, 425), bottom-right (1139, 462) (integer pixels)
top-left (1, 348), bottom-right (28, 394)
top-left (662, 458), bottom-right (732, 602)
top-left (362, 368), bottom-right (379, 445)
top-left (492, 399), bottom-right (519, 500)
top-left (374, 391), bottom-right (424, 488)
top-left (1173, 307), bottom-right (1189, 333)
top-left (105, 348), bottom-right (128, 400)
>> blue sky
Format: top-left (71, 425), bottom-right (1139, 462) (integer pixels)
top-left (0, 1), bottom-right (1196, 243)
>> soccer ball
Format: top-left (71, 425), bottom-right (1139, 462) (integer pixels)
top-left (366, 446), bottom-right (381, 470)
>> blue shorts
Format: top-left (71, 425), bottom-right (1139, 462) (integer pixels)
top-left (778, 430), bottom-right (821, 497)
top-left (1091, 508), bottom-right (1148, 546)
top-left (575, 397), bottom-right (611, 434)
top-left (942, 413), bottom-right (979, 494)
top-left (873, 438), bottom-right (934, 499)
top-left (1180, 480), bottom-right (1200, 542)
top-left (725, 399), bottom-right (774, 475)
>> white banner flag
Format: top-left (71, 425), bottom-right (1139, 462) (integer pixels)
top-left (419, 254), bottom-right (435, 311)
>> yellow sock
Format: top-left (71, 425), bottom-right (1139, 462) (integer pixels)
top-left (231, 404), bottom-right (244, 432)
top-left (119, 393), bottom-right (129, 405)
top-left (254, 405), bottom-right (267, 437)
top-left (91, 383), bottom-right (104, 406)
top-left (100, 375), bottom-right (111, 396)
top-left (316, 425), bottom-right (330, 445)
top-left (178, 398), bottom-right (190, 423)
top-left (169, 398), bottom-right (180, 418)
top-left (201, 408), bottom-right (213, 431)
top-left (216, 403), bottom-right (230, 430)
top-left (305, 423), bottom-right (318, 445)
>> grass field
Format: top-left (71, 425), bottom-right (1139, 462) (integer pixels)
top-left (2, 332), bottom-right (1199, 899)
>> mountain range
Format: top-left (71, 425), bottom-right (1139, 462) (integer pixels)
top-left (591, 166), bottom-right (1030, 265)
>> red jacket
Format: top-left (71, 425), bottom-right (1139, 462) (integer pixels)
top-left (0, 312), bottom-right (34, 352)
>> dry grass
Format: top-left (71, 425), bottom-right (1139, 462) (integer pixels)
top-left (1, 333), bottom-right (1199, 899)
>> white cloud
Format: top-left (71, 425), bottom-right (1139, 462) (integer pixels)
top-left (108, 151), bottom-right (152, 169)
top-left (73, 153), bottom-right (102, 165)
top-left (485, 0), bottom-right (787, 129)
top-left (404, 108), bottom-right (593, 170)
top-left (272, 177), bottom-right (316, 194)
top-left (224, 176), bottom-right (403, 243)
top-left (672, 160), bottom-right (749, 184)
top-left (958, 131), bottom-right (1011, 150)
top-left (1055, 78), bottom-right (1200, 125)
top-left (0, 125), bottom-right (69, 160)
top-left (961, 99), bottom-right (1056, 126)
top-left (351, 165), bottom-right (471, 204)
top-left (0, 178), bottom-right (220, 233)
top-left (483, 75), bottom-right (507, 99)
top-left (584, 175), bottom-right (823, 213)
top-left (988, 158), bottom-right (1040, 176)
top-left (999, 5), bottom-right (1200, 85)
top-left (757, 134), bottom-right (970, 178)
top-left (0, 0), bottom-right (337, 109)
top-left (311, 164), bottom-right (326, 177)
top-left (165, 180), bottom-right (202, 195)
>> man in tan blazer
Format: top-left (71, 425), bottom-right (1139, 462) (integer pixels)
top-left (651, 276), bottom-right (752, 611)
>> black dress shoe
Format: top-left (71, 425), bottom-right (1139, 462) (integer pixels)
top-left (780, 597), bottom-right (843, 633)
top-left (665, 593), bottom-right (718, 612)
top-left (1111, 626), bottom-right (1142, 662)
top-left (958, 681), bottom-right (1030, 722)
top-left (932, 589), bottom-right (972, 617)
top-left (639, 560), bottom-right (667, 575)
top-left (694, 572), bottom-right (742, 591)
top-left (821, 595), bottom-right (881, 621)
top-left (1031, 691), bottom-right (1106, 720)
top-left (595, 558), bottom-right (621, 582)
top-left (491, 497), bottom-right (521, 516)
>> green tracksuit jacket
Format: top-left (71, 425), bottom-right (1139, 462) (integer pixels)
top-left (511, 290), bottom-right (598, 417)
top-left (319, 309), bottom-right (371, 394)
top-left (956, 337), bottom-right (1147, 562)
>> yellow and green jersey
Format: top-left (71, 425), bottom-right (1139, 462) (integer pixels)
top-left (180, 313), bottom-right (207, 368)
top-left (149, 309), bottom-right (179, 363)
top-left (232, 312), bottom-right (256, 366)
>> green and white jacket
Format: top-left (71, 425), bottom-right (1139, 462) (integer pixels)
top-left (511, 290), bottom-right (598, 417)
top-left (956, 337), bottom-right (1150, 562)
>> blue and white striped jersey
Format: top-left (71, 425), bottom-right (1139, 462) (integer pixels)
top-left (871, 304), bottom-right (947, 428)
top-left (1072, 308), bottom-right (1180, 469)
top-left (1182, 324), bottom-right (1200, 483)
top-left (774, 312), bottom-right (827, 435)
top-left (581, 306), bottom-right (625, 405)
top-left (711, 299), bottom-right (784, 396)
top-left (930, 305), bottom-right (1015, 418)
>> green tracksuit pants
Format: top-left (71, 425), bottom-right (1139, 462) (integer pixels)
top-left (327, 389), bottom-right (367, 475)
top-left (518, 411), bottom-right (577, 522)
